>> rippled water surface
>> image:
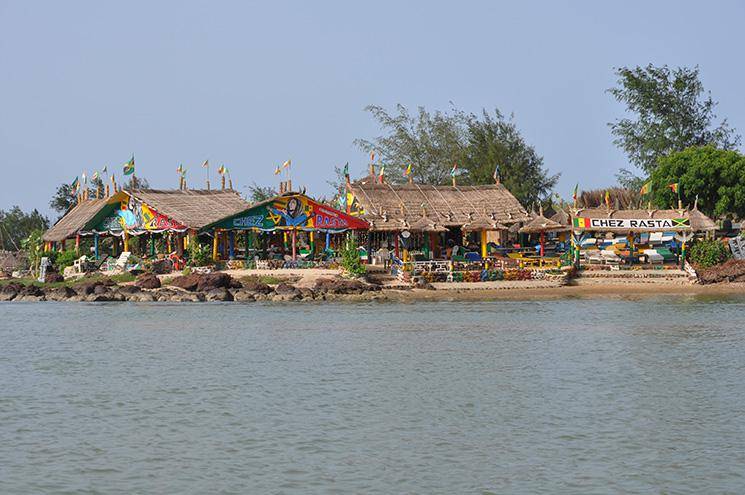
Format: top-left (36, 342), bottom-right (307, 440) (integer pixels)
top-left (2, 297), bottom-right (745, 494)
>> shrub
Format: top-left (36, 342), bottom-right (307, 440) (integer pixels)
top-left (688, 239), bottom-right (731, 268)
top-left (187, 241), bottom-right (212, 267)
top-left (340, 233), bottom-right (366, 278)
top-left (54, 250), bottom-right (79, 271)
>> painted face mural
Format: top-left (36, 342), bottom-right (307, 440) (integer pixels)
top-left (96, 196), bottom-right (186, 234)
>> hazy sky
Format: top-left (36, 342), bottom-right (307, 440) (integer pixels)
top-left (2, 0), bottom-right (744, 215)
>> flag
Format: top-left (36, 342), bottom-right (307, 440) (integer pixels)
top-left (493, 165), bottom-right (499, 181)
top-left (668, 182), bottom-right (679, 194)
top-left (123, 155), bottom-right (135, 176)
top-left (378, 165), bottom-right (385, 183)
top-left (274, 165), bottom-right (281, 175)
top-left (369, 150), bottom-right (375, 162)
top-left (70, 176), bottom-right (79, 192)
top-left (217, 165), bottom-right (226, 175)
top-left (572, 183), bottom-right (579, 202)
top-left (404, 163), bottom-right (412, 177)
top-left (176, 164), bottom-right (183, 174)
top-left (604, 190), bottom-right (611, 208)
top-left (282, 159), bottom-right (291, 169)
top-left (101, 165), bottom-right (107, 174)
top-left (91, 171), bottom-right (99, 181)
top-left (640, 180), bottom-right (652, 196)
top-left (450, 163), bottom-right (458, 177)
top-left (81, 171), bottom-right (87, 184)
top-left (202, 160), bottom-right (209, 168)
top-left (343, 162), bottom-right (349, 177)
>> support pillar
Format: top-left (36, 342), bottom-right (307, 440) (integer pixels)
top-left (150, 234), bottom-right (156, 257)
top-left (228, 231), bottom-right (235, 259)
top-left (481, 230), bottom-right (487, 259)
top-left (123, 232), bottom-right (130, 252)
top-left (75, 234), bottom-right (81, 255)
top-left (94, 234), bottom-right (99, 260)
top-left (291, 229), bottom-right (297, 261)
top-left (325, 231), bottom-right (331, 252)
top-left (310, 231), bottom-right (315, 257)
top-left (212, 230), bottom-right (219, 261)
top-left (394, 232), bottom-right (400, 258)
top-left (540, 231), bottom-right (545, 257)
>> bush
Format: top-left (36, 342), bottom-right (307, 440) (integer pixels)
top-left (688, 239), bottom-right (731, 268)
top-left (187, 241), bottom-right (212, 267)
top-left (340, 233), bottom-right (366, 278)
top-left (54, 250), bottom-right (79, 271)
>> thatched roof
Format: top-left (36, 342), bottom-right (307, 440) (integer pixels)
top-left (550, 209), bottom-right (570, 226)
top-left (519, 213), bottom-right (569, 234)
top-left (572, 207), bottom-right (717, 232)
top-left (128, 189), bottom-right (250, 229)
top-left (43, 198), bottom-right (108, 242)
top-left (578, 188), bottom-right (640, 209)
top-left (348, 180), bottom-right (529, 232)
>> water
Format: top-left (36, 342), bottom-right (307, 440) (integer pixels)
top-left (2, 297), bottom-right (745, 494)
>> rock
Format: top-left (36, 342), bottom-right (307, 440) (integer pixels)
top-left (205, 287), bottom-right (234, 302)
top-left (46, 286), bottom-right (77, 301)
top-left (93, 284), bottom-right (110, 295)
top-left (117, 285), bottom-right (142, 295)
top-left (197, 272), bottom-right (240, 292)
top-left (74, 279), bottom-right (113, 296)
top-left (19, 285), bottom-right (45, 298)
top-left (149, 258), bottom-right (173, 274)
top-left (232, 289), bottom-right (256, 302)
top-left (241, 280), bottom-right (273, 294)
top-left (412, 276), bottom-right (435, 290)
top-left (85, 293), bottom-right (113, 302)
top-left (313, 277), bottom-right (380, 295)
top-left (299, 288), bottom-right (316, 300)
top-left (270, 292), bottom-right (300, 302)
top-left (44, 272), bottom-right (65, 284)
top-left (135, 273), bottom-right (161, 289)
top-left (169, 274), bottom-right (201, 291)
top-left (697, 259), bottom-right (745, 284)
top-left (126, 291), bottom-right (156, 302)
top-left (15, 294), bottom-right (45, 302)
top-left (0, 291), bottom-right (17, 301)
top-left (274, 282), bottom-right (299, 295)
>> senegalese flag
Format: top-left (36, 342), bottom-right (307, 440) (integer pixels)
top-left (573, 217), bottom-right (590, 228)
top-left (604, 189), bottom-right (611, 208)
top-left (282, 159), bottom-right (291, 169)
top-left (450, 162), bottom-right (458, 177)
top-left (404, 163), bottom-right (412, 177)
top-left (123, 155), bottom-right (135, 176)
top-left (640, 180), bottom-right (652, 196)
top-left (378, 164), bottom-right (385, 183)
top-left (668, 182), bottom-right (679, 194)
top-left (217, 165), bottom-right (226, 175)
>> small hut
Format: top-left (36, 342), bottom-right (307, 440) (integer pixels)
top-left (519, 209), bottom-right (569, 256)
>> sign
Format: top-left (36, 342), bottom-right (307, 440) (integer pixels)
top-left (38, 257), bottom-right (51, 283)
top-left (573, 217), bottom-right (690, 230)
top-left (217, 194), bottom-right (369, 232)
top-left (95, 197), bottom-right (187, 234)
top-left (730, 237), bottom-right (745, 260)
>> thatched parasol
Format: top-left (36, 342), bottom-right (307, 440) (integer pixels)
top-left (519, 208), bottom-right (569, 256)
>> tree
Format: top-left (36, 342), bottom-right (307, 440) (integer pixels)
top-left (0, 207), bottom-right (49, 251)
top-left (461, 109), bottom-right (559, 206)
top-left (650, 145), bottom-right (745, 218)
top-left (354, 104), bottom-right (468, 185)
top-left (123, 176), bottom-right (149, 190)
top-left (49, 177), bottom-right (108, 216)
top-left (608, 64), bottom-right (740, 184)
top-left (355, 104), bottom-right (559, 206)
top-left (246, 183), bottom-right (277, 203)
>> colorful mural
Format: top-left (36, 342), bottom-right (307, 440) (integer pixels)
top-left (212, 194), bottom-right (368, 232)
top-left (95, 197), bottom-right (186, 234)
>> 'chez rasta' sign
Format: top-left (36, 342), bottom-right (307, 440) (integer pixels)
top-left (573, 217), bottom-right (690, 231)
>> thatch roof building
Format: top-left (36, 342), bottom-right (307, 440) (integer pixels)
top-left (347, 180), bottom-right (529, 232)
top-left (42, 198), bottom-right (108, 242)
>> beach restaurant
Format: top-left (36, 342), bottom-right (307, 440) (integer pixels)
top-left (345, 176), bottom-right (531, 263)
top-left (43, 189), bottom-right (251, 257)
top-left (570, 206), bottom-right (717, 266)
top-left (202, 191), bottom-right (369, 262)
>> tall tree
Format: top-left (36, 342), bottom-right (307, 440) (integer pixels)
top-left (608, 64), bottom-right (740, 186)
top-left (354, 104), bottom-right (468, 185)
top-left (651, 145), bottom-right (745, 218)
top-left (246, 183), bottom-right (277, 203)
top-left (461, 109), bottom-right (559, 206)
top-left (49, 177), bottom-right (110, 216)
top-left (0, 207), bottom-right (49, 251)
top-left (355, 104), bottom-right (558, 206)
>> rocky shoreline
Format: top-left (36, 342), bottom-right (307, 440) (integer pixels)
top-left (0, 272), bottom-right (389, 303)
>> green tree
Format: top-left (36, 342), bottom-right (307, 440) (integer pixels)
top-left (355, 104), bottom-right (558, 206)
top-left (650, 145), bottom-right (745, 218)
top-left (0, 207), bottom-right (49, 251)
top-left (49, 177), bottom-right (107, 216)
top-left (608, 64), bottom-right (740, 185)
top-left (246, 183), bottom-right (277, 203)
top-left (355, 104), bottom-right (468, 185)
top-left (461, 109), bottom-right (559, 205)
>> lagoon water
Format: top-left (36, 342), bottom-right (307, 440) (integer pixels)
top-left (2, 297), bottom-right (745, 494)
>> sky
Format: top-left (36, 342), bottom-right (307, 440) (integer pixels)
top-left (2, 0), bottom-right (744, 216)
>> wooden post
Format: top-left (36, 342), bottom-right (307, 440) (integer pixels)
top-left (481, 230), bottom-right (487, 259)
top-left (540, 231), bottom-right (545, 257)
top-left (94, 234), bottom-right (99, 259)
top-left (309, 231), bottom-right (315, 258)
top-left (221, 176), bottom-right (226, 190)
top-left (123, 232), bottom-right (130, 252)
top-left (228, 231), bottom-right (235, 259)
top-left (212, 230), bottom-right (219, 261)
top-left (75, 234), bottom-right (81, 255)
top-left (291, 229), bottom-right (297, 261)
top-left (325, 231), bottom-right (331, 252)
top-left (394, 232), bottom-right (400, 258)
